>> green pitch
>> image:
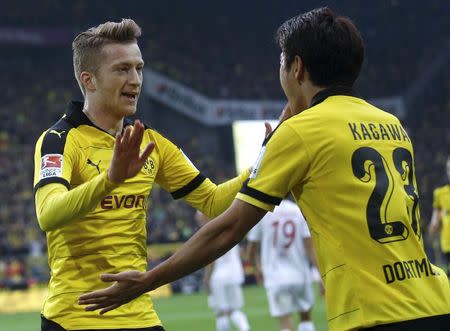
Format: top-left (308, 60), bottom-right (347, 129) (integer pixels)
top-left (0, 285), bottom-right (328, 331)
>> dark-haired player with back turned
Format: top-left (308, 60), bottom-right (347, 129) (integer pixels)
top-left (79, 8), bottom-right (450, 331)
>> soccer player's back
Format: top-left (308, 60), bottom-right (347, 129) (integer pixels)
top-left (274, 87), bottom-right (450, 330)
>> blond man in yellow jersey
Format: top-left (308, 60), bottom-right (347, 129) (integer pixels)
top-left (34, 19), bottom-right (251, 331)
top-left (429, 156), bottom-right (450, 275)
top-left (79, 8), bottom-right (450, 331)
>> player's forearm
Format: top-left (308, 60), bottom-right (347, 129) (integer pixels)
top-left (184, 168), bottom-right (250, 218)
top-left (35, 171), bottom-right (118, 231)
top-left (143, 200), bottom-right (264, 291)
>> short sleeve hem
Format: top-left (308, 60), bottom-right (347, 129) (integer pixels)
top-left (236, 193), bottom-right (275, 212)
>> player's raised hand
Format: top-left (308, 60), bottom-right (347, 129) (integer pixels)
top-left (108, 120), bottom-right (155, 183)
top-left (78, 270), bottom-right (148, 314)
top-left (263, 102), bottom-right (293, 139)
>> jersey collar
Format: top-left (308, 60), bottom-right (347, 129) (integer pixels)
top-left (64, 101), bottom-right (95, 127)
top-left (310, 85), bottom-right (359, 108)
top-left (64, 101), bottom-right (134, 134)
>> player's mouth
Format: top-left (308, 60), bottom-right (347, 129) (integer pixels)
top-left (122, 92), bottom-right (138, 102)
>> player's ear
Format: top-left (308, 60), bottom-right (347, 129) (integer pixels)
top-left (80, 71), bottom-right (96, 93)
top-left (293, 55), bottom-right (305, 84)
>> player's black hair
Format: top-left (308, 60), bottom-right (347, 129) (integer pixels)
top-left (275, 7), bottom-right (364, 87)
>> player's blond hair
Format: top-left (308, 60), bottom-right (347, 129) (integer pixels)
top-left (72, 18), bottom-right (142, 96)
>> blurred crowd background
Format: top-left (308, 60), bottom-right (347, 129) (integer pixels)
top-left (0, 0), bottom-right (449, 291)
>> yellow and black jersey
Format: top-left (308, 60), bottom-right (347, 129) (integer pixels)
top-left (33, 101), bottom-right (248, 330)
top-left (237, 87), bottom-right (450, 331)
top-left (433, 185), bottom-right (450, 253)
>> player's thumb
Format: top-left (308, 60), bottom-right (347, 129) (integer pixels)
top-left (100, 273), bottom-right (118, 283)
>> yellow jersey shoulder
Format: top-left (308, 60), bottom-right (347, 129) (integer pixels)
top-left (434, 185), bottom-right (450, 197)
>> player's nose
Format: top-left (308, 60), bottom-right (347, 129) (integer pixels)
top-left (128, 68), bottom-right (142, 86)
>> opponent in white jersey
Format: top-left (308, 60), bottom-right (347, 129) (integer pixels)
top-left (197, 211), bottom-right (251, 331)
top-left (247, 199), bottom-right (321, 331)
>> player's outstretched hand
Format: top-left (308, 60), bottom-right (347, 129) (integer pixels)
top-left (108, 120), bottom-right (155, 183)
top-left (78, 270), bottom-right (148, 314)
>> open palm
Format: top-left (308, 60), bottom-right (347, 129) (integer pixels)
top-left (78, 270), bottom-right (148, 314)
top-left (108, 120), bottom-right (155, 183)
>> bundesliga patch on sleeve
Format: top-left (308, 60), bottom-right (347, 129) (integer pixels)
top-left (40, 154), bottom-right (63, 179)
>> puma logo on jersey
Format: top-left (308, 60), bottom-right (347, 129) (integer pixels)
top-left (87, 159), bottom-right (101, 174)
top-left (49, 130), bottom-right (66, 138)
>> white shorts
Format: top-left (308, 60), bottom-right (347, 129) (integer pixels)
top-left (208, 283), bottom-right (244, 314)
top-left (266, 283), bottom-right (314, 317)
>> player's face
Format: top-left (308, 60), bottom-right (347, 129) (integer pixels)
top-left (279, 52), bottom-right (293, 100)
top-left (93, 42), bottom-right (144, 119)
top-left (279, 52), bottom-right (308, 115)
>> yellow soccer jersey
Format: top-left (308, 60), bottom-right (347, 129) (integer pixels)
top-left (237, 87), bottom-right (450, 331)
top-left (433, 185), bottom-right (450, 252)
top-left (34, 101), bottom-right (247, 330)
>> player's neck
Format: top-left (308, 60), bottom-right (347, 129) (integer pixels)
top-left (82, 100), bottom-right (123, 136)
top-left (304, 83), bottom-right (326, 107)
top-left (291, 83), bottom-right (326, 115)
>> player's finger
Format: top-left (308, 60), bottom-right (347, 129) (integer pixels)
top-left (100, 273), bottom-right (121, 283)
top-left (78, 296), bottom-right (109, 305)
top-left (79, 287), bottom-right (112, 301)
top-left (264, 121), bottom-right (273, 137)
top-left (85, 302), bottom-right (109, 311)
top-left (131, 120), bottom-right (144, 148)
top-left (121, 126), bottom-right (132, 145)
top-left (139, 142), bottom-right (155, 162)
top-left (100, 303), bottom-right (121, 315)
top-left (114, 132), bottom-right (122, 151)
